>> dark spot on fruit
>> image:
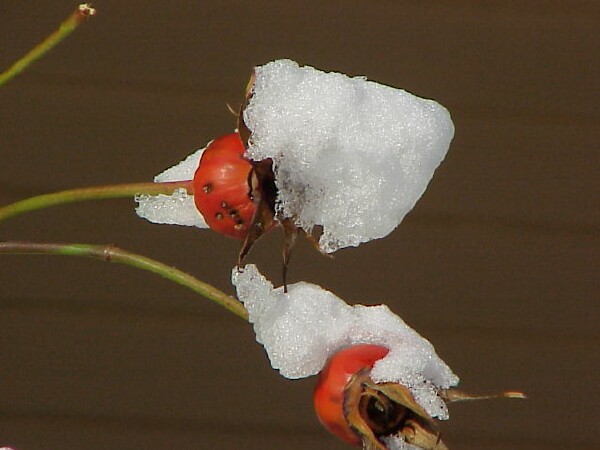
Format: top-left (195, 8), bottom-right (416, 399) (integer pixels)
top-left (236, 218), bottom-right (244, 225)
top-left (203, 183), bottom-right (212, 194)
top-left (229, 209), bottom-right (239, 217)
top-left (215, 212), bottom-right (224, 220)
top-left (221, 201), bottom-right (229, 209)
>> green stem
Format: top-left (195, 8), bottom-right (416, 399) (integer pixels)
top-left (0, 241), bottom-right (249, 321)
top-left (0, 4), bottom-right (96, 87)
top-left (0, 181), bottom-right (194, 224)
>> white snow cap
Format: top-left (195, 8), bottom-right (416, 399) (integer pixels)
top-left (232, 264), bottom-right (459, 419)
top-left (135, 148), bottom-right (209, 228)
top-left (244, 59), bottom-right (454, 253)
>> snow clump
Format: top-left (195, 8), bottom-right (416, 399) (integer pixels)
top-left (135, 148), bottom-right (208, 227)
top-left (135, 60), bottom-right (454, 252)
top-left (232, 264), bottom-right (459, 419)
top-left (243, 59), bottom-right (454, 252)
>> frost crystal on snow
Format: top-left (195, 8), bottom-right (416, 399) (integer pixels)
top-left (244, 59), bottom-right (454, 253)
top-left (135, 148), bottom-right (208, 228)
top-left (232, 264), bottom-right (459, 419)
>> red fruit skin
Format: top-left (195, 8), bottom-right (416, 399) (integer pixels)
top-left (313, 344), bottom-right (390, 446)
top-left (193, 133), bottom-right (255, 239)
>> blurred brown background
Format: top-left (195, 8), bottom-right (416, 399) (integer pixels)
top-left (1, 1), bottom-right (598, 449)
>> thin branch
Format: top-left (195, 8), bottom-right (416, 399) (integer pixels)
top-left (0, 4), bottom-right (96, 87)
top-left (0, 181), bottom-right (193, 224)
top-left (0, 241), bottom-right (249, 321)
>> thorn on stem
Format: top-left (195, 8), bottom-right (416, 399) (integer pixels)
top-left (226, 103), bottom-right (238, 117)
top-left (102, 244), bottom-right (116, 262)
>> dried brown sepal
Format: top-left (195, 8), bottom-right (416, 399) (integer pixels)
top-left (439, 388), bottom-right (526, 403)
top-left (238, 158), bottom-right (277, 266)
top-left (343, 369), bottom-right (448, 450)
top-left (401, 418), bottom-right (448, 450)
top-left (343, 369), bottom-right (388, 450)
top-left (236, 71), bottom-right (277, 271)
top-left (235, 69), bottom-right (332, 287)
top-left (236, 70), bottom-right (299, 289)
top-left (237, 71), bottom-right (256, 147)
top-left (365, 381), bottom-right (448, 450)
top-left (363, 380), bottom-right (432, 423)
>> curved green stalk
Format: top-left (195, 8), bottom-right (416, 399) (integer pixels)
top-left (0, 241), bottom-right (249, 321)
top-left (0, 181), bottom-right (193, 224)
top-left (0, 4), bottom-right (96, 87)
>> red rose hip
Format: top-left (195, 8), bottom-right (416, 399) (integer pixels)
top-left (313, 344), bottom-right (390, 445)
top-left (192, 133), bottom-right (255, 239)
